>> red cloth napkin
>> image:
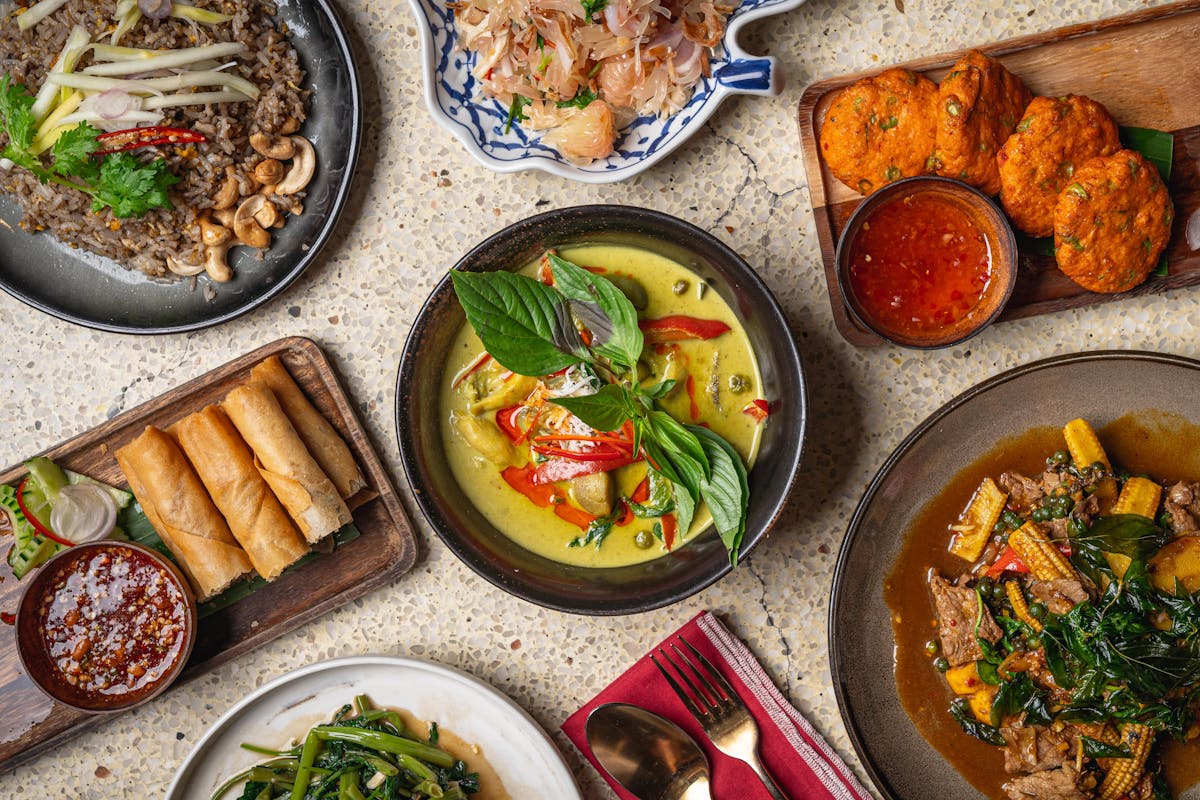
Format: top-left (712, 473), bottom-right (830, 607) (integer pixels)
top-left (562, 611), bottom-right (874, 800)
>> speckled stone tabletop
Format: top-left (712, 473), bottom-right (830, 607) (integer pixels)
top-left (0, 0), bottom-right (1190, 797)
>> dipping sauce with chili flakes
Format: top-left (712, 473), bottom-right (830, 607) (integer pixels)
top-left (839, 180), bottom-right (1015, 348)
top-left (19, 541), bottom-right (194, 711)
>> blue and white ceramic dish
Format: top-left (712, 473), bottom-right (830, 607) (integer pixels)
top-left (409, 0), bottom-right (806, 183)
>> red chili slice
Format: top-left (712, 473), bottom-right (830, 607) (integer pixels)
top-left (16, 477), bottom-right (74, 547)
top-left (742, 399), bottom-right (772, 423)
top-left (639, 315), bottom-right (731, 343)
top-left (92, 126), bottom-right (207, 156)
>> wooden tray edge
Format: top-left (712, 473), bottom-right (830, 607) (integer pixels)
top-left (794, 0), bottom-right (1200, 347)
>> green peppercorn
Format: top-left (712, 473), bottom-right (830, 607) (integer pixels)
top-left (1049, 449), bottom-right (1070, 466)
top-left (976, 577), bottom-right (994, 597)
top-left (728, 374), bottom-right (750, 394)
top-left (993, 520), bottom-right (1007, 534)
top-left (1024, 634), bottom-right (1042, 649)
top-left (924, 639), bottom-right (940, 657)
top-left (934, 657), bottom-right (950, 672)
top-left (1028, 602), bottom-right (1047, 620)
top-left (673, 279), bottom-right (689, 295)
top-left (990, 582), bottom-right (1006, 600)
top-left (1002, 511), bottom-right (1022, 530)
top-left (634, 530), bottom-right (655, 549)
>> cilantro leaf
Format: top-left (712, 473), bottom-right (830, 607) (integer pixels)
top-left (556, 89), bottom-right (598, 110)
top-left (51, 122), bottom-right (102, 183)
top-left (0, 73), bottom-right (37, 154)
top-left (92, 153), bottom-right (178, 218)
top-left (580, 0), bottom-right (607, 20)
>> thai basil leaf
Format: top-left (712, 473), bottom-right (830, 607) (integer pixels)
top-left (569, 506), bottom-right (623, 549)
top-left (641, 379), bottom-right (676, 399)
top-left (950, 699), bottom-right (1005, 746)
top-left (649, 411), bottom-right (709, 475)
top-left (552, 384), bottom-right (631, 433)
top-left (549, 254), bottom-right (644, 371)
top-left (990, 674), bottom-right (1052, 727)
top-left (977, 659), bottom-right (1000, 686)
top-left (1073, 514), bottom-right (1171, 561)
top-left (673, 480), bottom-right (696, 539)
top-left (690, 425), bottom-right (748, 566)
top-left (450, 270), bottom-right (588, 376)
top-left (1079, 736), bottom-right (1133, 759)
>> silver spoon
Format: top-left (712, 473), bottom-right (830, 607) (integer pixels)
top-left (586, 702), bottom-right (714, 800)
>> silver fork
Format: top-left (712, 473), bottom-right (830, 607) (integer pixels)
top-left (651, 637), bottom-right (789, 800)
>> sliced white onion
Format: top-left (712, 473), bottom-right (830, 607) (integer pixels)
top-left (139, 0), bottom-right (172, 20)
top-left (94, 89), bottom-right (134, 120)
top-left (50, 484), bottom-right (117, 545)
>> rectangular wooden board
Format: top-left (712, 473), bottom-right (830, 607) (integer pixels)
top-left (798, 0), bottom-right (1200, 346)
top-left (0, 336), bottom-right (417, 771)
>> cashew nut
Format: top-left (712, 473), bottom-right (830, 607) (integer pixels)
top-left (274, 136), bottom-right (315, 196)
top-left (197, 212), bottom-right (233, 247)
top-left (253, 158), bottom-right (285, 190)
top-left (166, 256), bottom-right (206, 277)
top-left (204, 242), bottom-right (234, 282)
top-left (213, 165), bottom-right (239, 210)
top-left (232, 195), bottom-right (272, 248)
top-left (249, 132), bottom-right (295, 160)
top-left (212, 207), bottom-right (236, 227)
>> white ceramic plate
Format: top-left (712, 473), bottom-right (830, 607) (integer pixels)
top-left (410, 0), bottom-right (807, 183)
top-left (166, 655), bottom-right (581, 799)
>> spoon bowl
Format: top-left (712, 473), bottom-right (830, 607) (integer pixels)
top-left (586, 702), bottom-right (713, 800)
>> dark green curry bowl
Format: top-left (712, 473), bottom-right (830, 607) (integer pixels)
top-left (395, 204), bottom-right (806, 615)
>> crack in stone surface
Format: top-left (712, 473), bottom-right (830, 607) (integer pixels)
top-left (746, 560), bottom-right (795, 703)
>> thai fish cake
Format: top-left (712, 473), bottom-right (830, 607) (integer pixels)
top-left (1054, 150), bottom-right (1173, 294)
top-left (932, 50), bottom-right (1031, 196)
top-left (998, 95), bottom-right (1121, 237)
top-left (819, 68), bottom-right (938, 196)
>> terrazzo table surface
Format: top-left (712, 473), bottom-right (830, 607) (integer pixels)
top-left (0, 0), bottom-right (1190, 796)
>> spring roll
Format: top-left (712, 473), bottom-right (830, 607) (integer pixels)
top-left (115, 427), bottom-right (252, 600)
top-left (222, 381), bottom-right (352, 543)
top-left (171, 405), bottom-right (310, 581)
top-left (249, 356), bottom-right (368, 500)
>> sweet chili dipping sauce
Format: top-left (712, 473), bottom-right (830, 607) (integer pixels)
top-left (847, 192), bottom-right (993, 339)
top-left (34, 543), bottom-right (189, 705)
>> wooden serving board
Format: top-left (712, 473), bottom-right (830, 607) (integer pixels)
top-left (797, 0), bottom-right (1200, 346)
top-left (0, 337), bottom-right (417, 772)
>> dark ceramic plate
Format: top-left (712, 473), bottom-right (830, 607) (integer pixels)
top-left (0, 0), bottom-right (361, 334)
top-left (830, 351), bottom-right (1200, 800)
top-left (396, 205), bottom-right (807, 615)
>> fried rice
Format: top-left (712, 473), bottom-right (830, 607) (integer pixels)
top-left (0, 0), bottom-right (309, 279)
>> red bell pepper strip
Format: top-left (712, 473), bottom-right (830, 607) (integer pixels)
top-left (92, 126), bottom-right (207, 156)
top-left (495, 404), bottom-right (525, 444)
top-left (985, 545), bottom-right (1030, 579)
top-left (661, 514), bottom-right (678, 550)
top-left (15, 477), bottom-right (73, 546)
top-left (742, 399), bottom-right (772, 423)
top-left (639, 315), bottom-right (731, 343)
top-left (501, 465), bottom-right (595, 529)
top-left (685, 375), bottom-right (700, 422)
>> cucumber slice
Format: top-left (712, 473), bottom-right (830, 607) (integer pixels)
top-left (25, 456), bottom-right (68, 503)
top-left (66, 469), bottom-right (133, 509)
top-left (19, 476), bottom-right (54, 532)
top-left (1, 484), bottom-right (59, 579)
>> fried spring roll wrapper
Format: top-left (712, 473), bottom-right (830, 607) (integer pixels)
top-left (172, 406), bottom-right (310, 581)
top-left (222, 381), bottom-right (352, 543)
top-left (115, 427), bottom-right (252, 600)
top-left (249, 356), bottom-right (367, 500)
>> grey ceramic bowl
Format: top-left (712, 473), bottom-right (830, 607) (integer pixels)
top-left (830, 350), bottom-right (1200, 800)
top-left (0, 0), bottom-right (361, 334)
top-left (396, 205), bottom-right (806, 615)
top-left (835, 176), bottom-right (1017, 349)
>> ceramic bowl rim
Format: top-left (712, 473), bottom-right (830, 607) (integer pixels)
top-left (834, 176), bottom-right (1018, 350)
top-left (16, 539), bottom-right (199, 714)
top-left (395, 203), bottom-right (806, 614)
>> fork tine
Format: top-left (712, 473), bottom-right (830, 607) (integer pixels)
top-left (650, 651), bottom-right (707, 719)
top-left (669, 642), bottom-right (724, 706)
top-left (680, 636), bottom-right (739, 703)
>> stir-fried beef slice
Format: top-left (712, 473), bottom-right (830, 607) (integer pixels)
top-left (1073, 494), bottom-right (1100, 526)
top-left (1128, 773), bottom-right (1156, 800)
top-left (1046, 516), bottom-right (1071, 541)
top-left (1003, 763), bottom-right (1089, 800)
top-left (929, 573), bottom-right (1001, 666)
top-left (1029, 579), bottom-right (1090, 615)
top-left (1001, 724), bottom-right (1071, 774)
top-left (1000, 471), bottom-right (1046, 509)
top-left (1164, 481), bottom-right (1200, 533)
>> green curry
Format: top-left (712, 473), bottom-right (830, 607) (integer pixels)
top-left (440, 244), bottom-right (763, 568)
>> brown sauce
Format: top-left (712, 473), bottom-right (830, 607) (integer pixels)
top-left (883, 411), bottom-right (1200, 798)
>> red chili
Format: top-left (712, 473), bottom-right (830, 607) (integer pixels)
top-left (742, 399), bottom-right (772, 423)
top-left (639, 315), bottom-right (731, 343)
top-left (16, 477), bottom-right (73, 547)
top-left (661, 514), bottom-right (678, 550)
top-left (501, 465), bottom-right (595, 529)
top-left (532, 454), bottom-right (637, 484)
top-left (685, 375), bottom-right (700, 422)
top-left (92, 126), bottom-right (207, 156)
top-left (495, 404), bottom-right (525, 444)
top-left (985, 546), bottom-right (1030, 579)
